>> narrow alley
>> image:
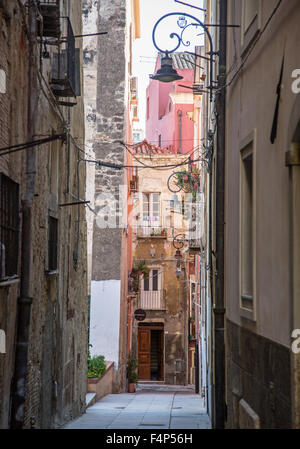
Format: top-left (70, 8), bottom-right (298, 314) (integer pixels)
top-left (64, 385), bottom-right (210, 430)
top-left (1, 0), bottom-right (300, 433)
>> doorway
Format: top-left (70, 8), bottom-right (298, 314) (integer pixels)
top-left (138, 324), bottom-right (164, 381)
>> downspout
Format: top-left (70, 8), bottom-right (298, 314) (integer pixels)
top-left (178, 110), bottom-right (183, 153)
top-left (183, 264), bottom-right (188, 385)
top-left (213, 0), bottom-right (227, 429)
top-left (10, 0), bottom-right (38, 428)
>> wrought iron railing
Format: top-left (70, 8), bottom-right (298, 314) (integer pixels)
top-left (38, 0), bottom-right (60, 38)
top-left (0, 174), bottom-right (19, 279)
top-left (140, 290), bottom-right (165, 310)
top-left (50, 17), bottom-right (79, 98)
top-left (48, 216), bottom-right (58, 271)
top-left (136, 226), bottom-right (167, 238)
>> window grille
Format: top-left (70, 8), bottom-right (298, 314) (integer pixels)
top-left (38, 0), bottom-right (61, 38)
top-left (0, 174), bottom-right (19, 279)
top-left (48, 216), bottom-right (58, 271)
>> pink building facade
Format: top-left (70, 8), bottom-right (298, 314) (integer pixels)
top-left (146, 52), bottom-right (195, 154)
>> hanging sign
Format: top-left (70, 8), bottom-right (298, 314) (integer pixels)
top-left (134, 309), bottom-right (146, 321)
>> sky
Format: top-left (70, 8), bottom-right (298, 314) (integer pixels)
top-left (133, 0), bottom-right (205, 133)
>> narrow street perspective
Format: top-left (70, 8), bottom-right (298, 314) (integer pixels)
top-left (1, 0), bottom-right (300, 435)
top-left (64, 385), bottom-right (211, 430)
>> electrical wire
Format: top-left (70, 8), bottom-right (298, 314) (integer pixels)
top-left (121, 141), bottom-right (207, 171)
top-left (0, 134), bottom-right (66, 157)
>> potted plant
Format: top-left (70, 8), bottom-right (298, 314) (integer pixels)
top-left (161, 229), bottom-right (167, 237)
top-left (130, 267), bottom-right (138, 278)
top-left (127, 352), bottom-right (138, 393)
top-left (134, 260), bottom-right (150, 278)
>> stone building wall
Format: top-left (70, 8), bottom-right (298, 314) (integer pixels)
top-left (0, 0), bottom-right (88, 429)
top-left (224, 0), bottom-right (300, 429)
top-left (88, 0), bottom-right (129, 393)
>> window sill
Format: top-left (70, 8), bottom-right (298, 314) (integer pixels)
top-left (45, 269), bottom-right (59, 277)
top-left (240, 306), bottom-right (255, 322)
top-left (0, 277), bottom-right (20, 288)
top-left (137, 235), bottom-right (167, 240)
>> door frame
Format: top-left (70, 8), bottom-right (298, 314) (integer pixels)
top-left (137, 323), bottom-right (164, 381)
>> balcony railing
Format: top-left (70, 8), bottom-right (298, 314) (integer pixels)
top-left (39, 0), bottom-right (60, 38)
top-left (50, 17), bottom-right (81, 99)
top-left (140, 290), bottom-right (165, 310)
top-left (136, 226), bottom-right (167, 238)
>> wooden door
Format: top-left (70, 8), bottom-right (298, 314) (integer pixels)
top-left (138, 327), bottom-right (151, 380)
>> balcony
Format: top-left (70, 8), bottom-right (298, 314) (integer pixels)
top-left (39, 0), bottom-right (60, 38)
top-left (50, 18), bottom-right (81, 99)
top-left (136, 226), bottom-right (167, 239)
top-left (189, 237), bottom-right (201, 254)
top-left (140, 291), bottom-right (165, 310)
top-left (129, 176), bottom-right (138, 193)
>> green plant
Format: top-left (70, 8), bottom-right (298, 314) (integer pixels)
top-left (127, 353), bottom-right (138, 384)
top-left (88, 352), bottom-right (106, 379)
top-left (134, 260), bottom-right (150, 278)
top-left (150, 229), bottom-right (161, 237)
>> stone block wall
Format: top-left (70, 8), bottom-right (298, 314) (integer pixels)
top-left (226, 319), bottom-right (292, 429)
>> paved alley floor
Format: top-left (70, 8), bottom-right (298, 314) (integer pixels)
top-left (63, 385), bottom-right (211, 430)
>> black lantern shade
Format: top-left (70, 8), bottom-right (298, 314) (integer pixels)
top-left (150, 53), bottom-right (183, 83)
top-left (175, 249), bottom-right (183, 260)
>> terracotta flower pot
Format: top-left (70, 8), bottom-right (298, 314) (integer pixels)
top-left (128, 383), bottom-right (136, 393)
top-left (182, 174), bottom-right (189, 182)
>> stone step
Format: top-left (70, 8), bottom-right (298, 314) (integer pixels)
top-left (85, 393), bottom-right (97, 408)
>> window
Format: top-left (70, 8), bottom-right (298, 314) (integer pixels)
top-left (240, 133), bottom-right (256, 319)
top-left (241, 151), bottom-right (253, 300)
top-left (147, 97), bottom-right (150, 120)
top-left (144, 269), bottom-right (159, 292)
top-left (48, 216), bottom-right (58, 271)
top-left (133, 132), bottom-right (140, 144)
top-left (0, 69), bottom-right (6, 94)
top-left (244, 0), bottom-right (258, 32)
top-left (132, 105), bottom-right (138, 121)
top-left (0, 174), bottom-right (19, 279)
top-left (241, 0), bottom-right (260, 54)
top-left (142, 193), bottom-right (160, 225)
top-left (140, 268), bottom-right (164, 310)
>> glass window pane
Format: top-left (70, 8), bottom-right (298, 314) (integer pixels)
top-left (144, 275), bottom-right (149, 291)
top-left (152, 269), bottom-right (158, 291)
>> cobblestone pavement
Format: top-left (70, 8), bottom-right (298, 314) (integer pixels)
top-left (63, 385), bottom-right (211, 429)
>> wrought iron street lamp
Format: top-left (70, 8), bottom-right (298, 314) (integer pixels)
top-left (151, 12), bottom-right (215, 101)
top-left (151, 12), bottom-right (239, 101)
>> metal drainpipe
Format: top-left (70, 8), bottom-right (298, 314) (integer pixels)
top-left (183, 265), bottom-right (188, 386)
top-left (178, 110), bottom-right (183, 153)
top-left (10, 0), bottom-right (38, 428)
top-left (213, 0), bottom-right (227, 429)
